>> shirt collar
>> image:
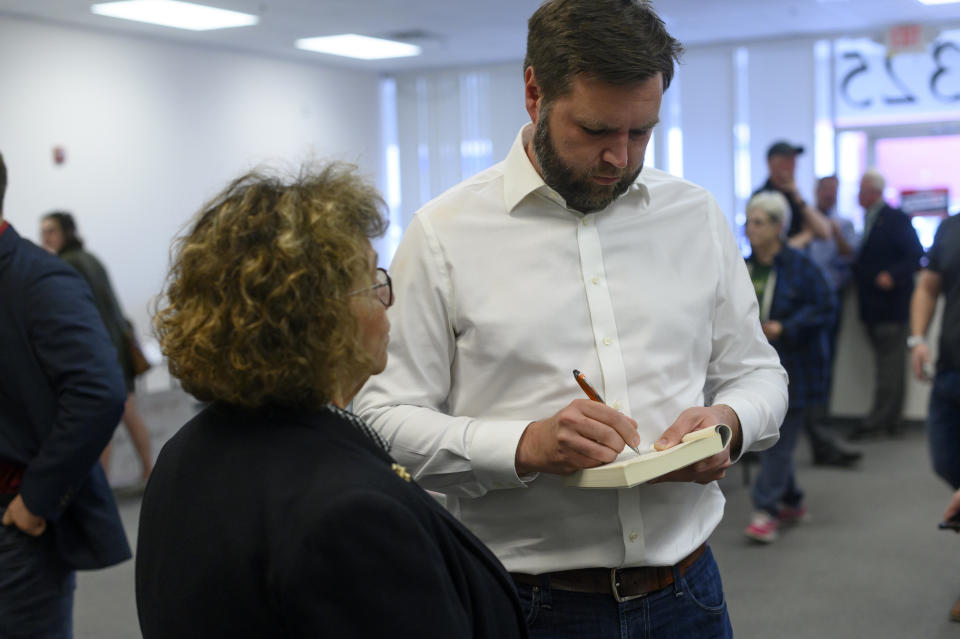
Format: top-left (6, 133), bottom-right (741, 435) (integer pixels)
top-left (502, 124), bottom-right (650, 214)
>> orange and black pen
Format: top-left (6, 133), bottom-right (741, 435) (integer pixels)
top-left (573, 369), bottom-right (640, 455)
top-left (573, 369), bottom-right (604, 402)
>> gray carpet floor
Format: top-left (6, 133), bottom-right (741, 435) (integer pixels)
top-left (73, 393), bottom-right (960, 637)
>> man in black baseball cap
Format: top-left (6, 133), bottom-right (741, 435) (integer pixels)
top-left (753, 140), bottom-right (829, 240)
top-left (766, 140), bottom-right (804, 159)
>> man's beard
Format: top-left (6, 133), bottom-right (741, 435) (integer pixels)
top-left (533, 110), bottom-right (642, 214)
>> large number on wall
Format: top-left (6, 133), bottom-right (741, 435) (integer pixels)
top-left (835, 37), bottom-right (960, 126)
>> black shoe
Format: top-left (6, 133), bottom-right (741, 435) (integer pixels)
top-left (812, 447), bottom-right (862, 467)
top-left (847, 427), bottom-right (882, 441)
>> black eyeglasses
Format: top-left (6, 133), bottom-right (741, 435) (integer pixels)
top-left (350, 267), bottom-right (394, 308)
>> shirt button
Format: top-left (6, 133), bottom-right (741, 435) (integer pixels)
top-left (591, 276), bottom-right (600, 285)
top-left (613, 401), bottom-right (622, 410)
top-left (602, 337), bottom-right (612, 346)
top-left (582, 217), bottom-right (589, 225)
top-left (628, 532), bottom-right (639, 542)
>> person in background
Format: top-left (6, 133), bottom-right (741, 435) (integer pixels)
top-left (850, 168), bottom-right (924, 440)
top-left (797, 175), bottom-right (862, 467)
top-left (40, 212), bottom-right (153, 485)
top-left (356, 1), bottom-right (787, 636)
top-left (0, 150), bottom-right (130, 638)
top-left (742, 191), bottom-right (835, 543)
top-left (908, 209), bottom-right (960, 622)
top-left (753, 141), bottom-right (832, 244)
top-left (135, 164), bottom-right (527, 639)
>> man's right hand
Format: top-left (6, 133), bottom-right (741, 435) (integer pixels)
top-left (911, 342), bottom-right (932, 381)
top-left (515, 399), bottom-right (640, 475)
top-left (1, 494), bottom-right (47, 537)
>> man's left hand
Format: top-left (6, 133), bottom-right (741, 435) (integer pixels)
top-left (761, 320), bottom-right (783, 342)
top-left (875, 271), bottom-right (895, 290)
top-left (1, 495), bottom-right (47, 537)
top-left (649, 405), bottom-right (742, 485)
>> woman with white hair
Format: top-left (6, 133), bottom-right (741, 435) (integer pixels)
top-left (742, 191), bottom-right (836, 543)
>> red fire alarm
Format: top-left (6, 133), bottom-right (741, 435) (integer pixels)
top-left (53, 146), bottom-right (66, 166)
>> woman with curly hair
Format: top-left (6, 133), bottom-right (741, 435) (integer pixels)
top-left (134, 164), bottom-right (527, 638)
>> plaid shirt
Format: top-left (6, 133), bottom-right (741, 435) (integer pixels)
top-left (326, 404), bottom-right (391, 453)
top-left (747, 246), bottom-right (836, 409)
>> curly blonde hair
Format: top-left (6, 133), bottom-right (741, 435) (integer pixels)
top-left (154, 163), bottom-right (388, 409)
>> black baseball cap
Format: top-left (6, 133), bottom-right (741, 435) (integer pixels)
top-left (767, 140), bottom-right (804, 159)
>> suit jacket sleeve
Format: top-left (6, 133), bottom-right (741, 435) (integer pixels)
top-left (17, 267), bottom-right (126, 521)
top-left (278, 490), bottom-right (473, 638)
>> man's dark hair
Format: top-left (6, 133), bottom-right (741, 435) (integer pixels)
top-left (43, 211), bottom-right (84, 252)
top-left (0, 152), bottom-right (6, 216)
top-left (524, 0), bottom-right (683, 103)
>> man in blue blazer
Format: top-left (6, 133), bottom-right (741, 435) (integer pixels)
top-left (851, 168), bottom-right (923, 439)
top-left (0, 151), bottom-right (131, 637)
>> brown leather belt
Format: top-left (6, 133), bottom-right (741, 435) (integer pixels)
top-left (511, 542), bottom-right (707, 603)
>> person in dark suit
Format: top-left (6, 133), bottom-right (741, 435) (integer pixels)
top-left (0, 151), bottom-right (131, 638)
top-left (135, 164), bottom-right (528, 639)
top-left (851, 168), bottom-right (923, 439)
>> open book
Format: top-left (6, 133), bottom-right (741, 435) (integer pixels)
top-left (564, 424), bottom-right (733, 489)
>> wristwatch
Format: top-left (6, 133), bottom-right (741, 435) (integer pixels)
top-left (907, 335), bottom-right (926, 348)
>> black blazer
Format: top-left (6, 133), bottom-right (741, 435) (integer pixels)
top-left (852, 203), bottom-right (923, 324)
top-left (136, 402), bottom-right (528, 639)
top-left (0, 223), bottom-right (130, 569)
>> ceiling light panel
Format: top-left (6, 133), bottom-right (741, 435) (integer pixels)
top-left (295, 34), bottom-right (421, 60)
top-left (90, 1), bottom-right (259, 31)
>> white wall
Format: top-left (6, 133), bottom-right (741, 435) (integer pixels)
top-left (745, 39), bottom-right (818, 202)
top-left (392, 63), bottom-right (528, 228)
top-left (0, 15), bottom-right (383, 355)
top-left (677, 44), bottom-right (736, 223)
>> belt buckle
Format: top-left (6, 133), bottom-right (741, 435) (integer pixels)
top-left (609, 568), bottom-right (646, 603)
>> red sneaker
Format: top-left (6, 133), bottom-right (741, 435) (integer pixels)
top-left (744, 511), bottom-right (779, 543)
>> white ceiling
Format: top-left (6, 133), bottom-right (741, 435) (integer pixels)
top-left (1, 0), bottom-right (958, 72)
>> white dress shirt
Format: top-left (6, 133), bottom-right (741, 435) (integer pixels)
top-left (355, 125), bottom-right (787, 573)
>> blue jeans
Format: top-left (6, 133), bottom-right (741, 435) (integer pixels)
top-left (752, 408), bottom-right (804, 516)
top-left (0, 516), bottom-right (75, 639)
top-left (515, 546), bottom-right (732, 639)
top-left (928, 369), bottom-right (960, 490)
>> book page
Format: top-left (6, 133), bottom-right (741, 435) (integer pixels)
top-left (564, 424), bottom-right (732, 488)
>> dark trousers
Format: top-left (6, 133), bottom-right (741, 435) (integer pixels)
top-left (0, 514), bottom-right (75, 639)
top-left (929, 370), bottom-right (960, 490)
top-left (752, 408), bottom-right (805, 516)
top-left (514, 546), bottom-right (731, 639)
top-left (863, 322), bottom-right (908, 433)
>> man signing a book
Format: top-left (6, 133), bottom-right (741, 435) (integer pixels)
top-left (355, 1), bottom-right (787, 636)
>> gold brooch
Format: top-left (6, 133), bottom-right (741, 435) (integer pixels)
top-left (391, 463), bottom-right (412, 482)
